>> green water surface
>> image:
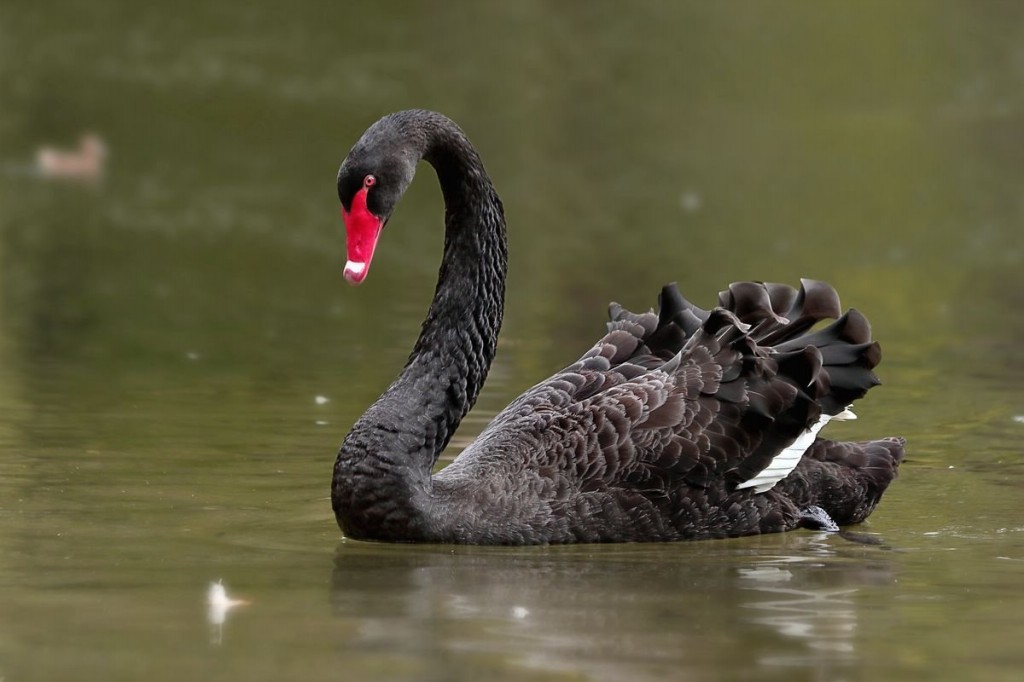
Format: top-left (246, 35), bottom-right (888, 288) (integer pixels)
top-left (1, 2), bottom-right (1023, 680)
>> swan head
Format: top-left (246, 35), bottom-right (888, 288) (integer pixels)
top-left (337, 119), bottom-right (419, 285)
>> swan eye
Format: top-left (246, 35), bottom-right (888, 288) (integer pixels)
top-left (363, 175), bottom-right (376, 188)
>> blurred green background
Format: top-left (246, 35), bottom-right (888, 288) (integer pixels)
top-left (1, 2), bottom-right (1023, 681)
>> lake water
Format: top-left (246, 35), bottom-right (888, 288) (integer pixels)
top-left (2, 2), bottom-right (1023, 680)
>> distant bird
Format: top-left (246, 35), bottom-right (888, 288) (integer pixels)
top-left (35, 133), bottom-right (107, 182)
top-left (331, 110), bottom-right (905, 545)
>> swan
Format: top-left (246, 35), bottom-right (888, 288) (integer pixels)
top-left (331, 110), bottom-right (904, 544)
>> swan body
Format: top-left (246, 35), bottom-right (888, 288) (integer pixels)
top-left (331, 110), bottom-right (904, 545)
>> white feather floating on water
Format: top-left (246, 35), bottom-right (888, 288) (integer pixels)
top-left (207, 580), bottom-right (250, 645)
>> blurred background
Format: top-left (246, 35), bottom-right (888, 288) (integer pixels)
top-left (1, 1), bottom-right (1022, 681)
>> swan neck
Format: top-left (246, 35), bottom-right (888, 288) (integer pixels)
top-left (409, 119), bottom-right (508, 459)
top-left (333, 112), bottom-right (506, 540)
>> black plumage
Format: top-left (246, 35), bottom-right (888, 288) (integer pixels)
top-left (331, 110), bottom-right (904, 545)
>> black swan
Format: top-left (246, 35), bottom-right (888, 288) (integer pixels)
top-left (331, 109), bottom-right (904, 544)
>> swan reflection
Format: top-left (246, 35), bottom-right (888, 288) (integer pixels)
top-left (738, 533), bottom-right (897, 674)
top-left (329, 534), bottom-right (894, 680)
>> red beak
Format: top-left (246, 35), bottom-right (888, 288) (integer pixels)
top-left (341, 186), bottom-right (384, 285)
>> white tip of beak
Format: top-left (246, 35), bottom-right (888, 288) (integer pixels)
top-left (344, 260), bottom-right (367, 285)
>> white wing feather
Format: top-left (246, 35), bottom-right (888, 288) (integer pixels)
top-left (735, 407), bottom-right (857, 494)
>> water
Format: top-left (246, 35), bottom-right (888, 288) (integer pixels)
top-left (2, 2), bottom-right (1023, 680)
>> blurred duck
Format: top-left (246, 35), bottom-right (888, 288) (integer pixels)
top-left (35, 133), bottom-right (107, 182)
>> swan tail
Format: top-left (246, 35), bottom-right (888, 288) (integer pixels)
top-left (774, 436), bottom-right (905, 524)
